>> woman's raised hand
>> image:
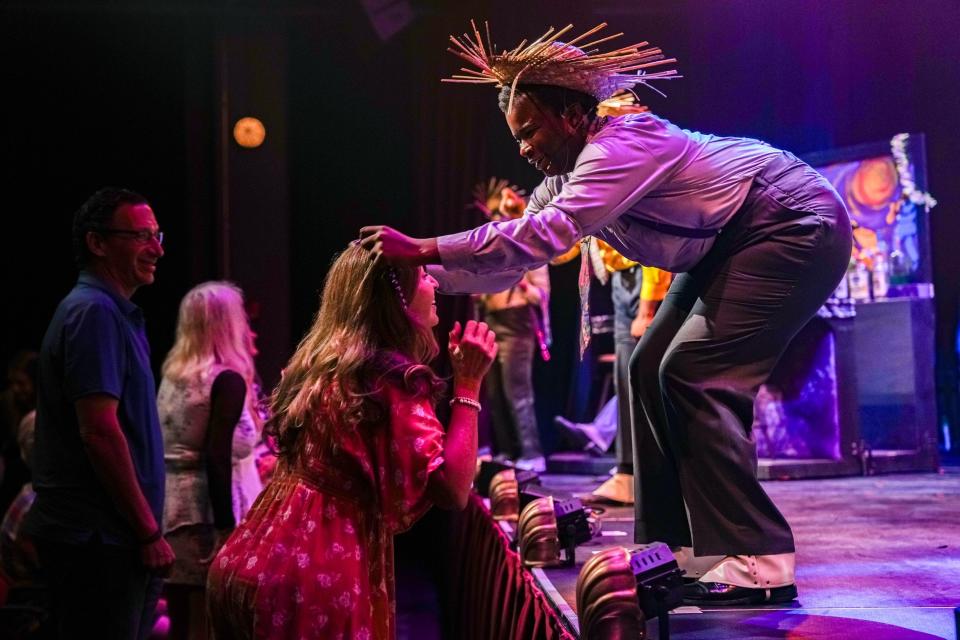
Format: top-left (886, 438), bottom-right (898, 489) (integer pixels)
top-left (448, 320), bottom-right (497, 387)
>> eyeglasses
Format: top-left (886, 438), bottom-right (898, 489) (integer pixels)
top-left (97, 228), bottom-right (164, 246)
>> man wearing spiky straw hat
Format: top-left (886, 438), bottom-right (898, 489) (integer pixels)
top-left (360, 22), bottom-right (851, 606)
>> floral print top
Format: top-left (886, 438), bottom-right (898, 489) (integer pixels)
top-left (158, 365), bottom-right (263, 531)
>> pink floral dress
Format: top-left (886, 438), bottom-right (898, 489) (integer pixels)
top-left (206, 384), bottom-right (445, 639)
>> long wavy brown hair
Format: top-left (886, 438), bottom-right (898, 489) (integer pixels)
top-left (267, 244), bottom-right (443, 458)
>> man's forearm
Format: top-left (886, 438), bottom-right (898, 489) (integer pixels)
top-left (426, 264), bottom-right (528, 295)
top-left (80, 424), bottom-right (159, 540)
top-left (434, 207), bottom-right (580, 275)
top-left (637, 298), bottom-right (659, 321)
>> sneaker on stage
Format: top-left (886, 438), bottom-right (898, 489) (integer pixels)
top-left (553, 416), bottom-right (607, 456)
top-left (585, 472), bottom-right (634, 505)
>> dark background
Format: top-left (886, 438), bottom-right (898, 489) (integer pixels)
top-left (2, 0), bottom-right (959, 452)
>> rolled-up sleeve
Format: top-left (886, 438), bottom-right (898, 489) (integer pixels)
top-left (426, 264), bottom-right (527, 295)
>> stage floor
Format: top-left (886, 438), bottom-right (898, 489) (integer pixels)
top-left (503, 467), bottom-right (960, 639)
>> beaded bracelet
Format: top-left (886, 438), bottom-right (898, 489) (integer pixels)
top-left (450, 396), bottom-right (482, 411)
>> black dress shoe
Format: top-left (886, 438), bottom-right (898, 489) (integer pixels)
top-left (683, 581), bottom-right (798, 606)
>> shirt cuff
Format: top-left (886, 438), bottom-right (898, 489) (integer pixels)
top-left (436, 230), bottom-right (476, 272)
top-left (426, 264), bottom-right (525, 295)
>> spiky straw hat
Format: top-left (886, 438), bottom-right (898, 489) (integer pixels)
top-left (443, 21), bottom-right (679, 114)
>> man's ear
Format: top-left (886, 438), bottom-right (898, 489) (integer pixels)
top-left (86, 230), bottom-right (109, 259)
top-left (562, 103), bottom-right (587, 130)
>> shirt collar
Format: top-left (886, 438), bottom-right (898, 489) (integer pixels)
top-left (77, 270), bottom-right (141, 318)
top-left (585, 115), bottom-right (610, 144)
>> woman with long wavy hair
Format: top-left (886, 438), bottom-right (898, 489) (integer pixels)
top-left (206, 244), bottom-right (496, 639)
top-left (158, 281), bottom-right (265, 638)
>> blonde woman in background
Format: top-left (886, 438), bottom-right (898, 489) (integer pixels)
top-left (158, 281), bottom-right (264, 638)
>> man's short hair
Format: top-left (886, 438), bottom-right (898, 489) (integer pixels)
top-left (72, 187), bottom-right (149, 268)
top-left (497, 83), bottom-right (599, 121)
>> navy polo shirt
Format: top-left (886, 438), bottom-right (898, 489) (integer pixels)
top-left (25, 271), bottom-right (165, 546)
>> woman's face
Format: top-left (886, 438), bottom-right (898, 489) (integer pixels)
top-left (407, 267), bottom-right (440, 327)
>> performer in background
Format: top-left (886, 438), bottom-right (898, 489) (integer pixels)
top-left (471, 179), bottom-right (550, 473)
top-left (360, 22), bottom-right (851, 605)
top-left (207, 244), bottom-right (496, 639)
top-left (553, 239), bottom-right (671, 504)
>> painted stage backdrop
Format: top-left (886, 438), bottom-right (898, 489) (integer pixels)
top-left (818, 154), bottom-right (921, 283)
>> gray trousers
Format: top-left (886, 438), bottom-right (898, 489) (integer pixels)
top-left (485, 306), bottom-right (543, 459)
top-left (612, 267), bottom-right (642, 473)
top-left (629, 152), bottom-right (852, 556)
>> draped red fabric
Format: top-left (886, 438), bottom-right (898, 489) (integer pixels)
top-left (444, 494), bottom-right (575, 640)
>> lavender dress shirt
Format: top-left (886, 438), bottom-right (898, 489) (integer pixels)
top-left (428, 114), bottom-right (782, 294)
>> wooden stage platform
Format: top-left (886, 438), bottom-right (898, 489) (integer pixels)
top-left (480, 468), bottom-right (960, 639)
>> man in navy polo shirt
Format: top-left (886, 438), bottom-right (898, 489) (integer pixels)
top-left (26, 187), bottom-right (174, 639)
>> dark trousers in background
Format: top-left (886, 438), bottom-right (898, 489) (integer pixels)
top-left (612, 267), bottom-right (641, 475)
top-left (35, 536), bottom-right (163, 640)
top-left (629, 153), bottom-right (852, 556)
top-left (485, 306), bottom-right (543, 460)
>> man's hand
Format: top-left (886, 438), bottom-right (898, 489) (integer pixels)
top-left (76, 394), bottom-right (176, 575)
top-left (141, 536), bottom-right (175, 575)
top-left (631, 299), bottom-right (660, 338)
top-left (358, 225), bottom-right (440, 266)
